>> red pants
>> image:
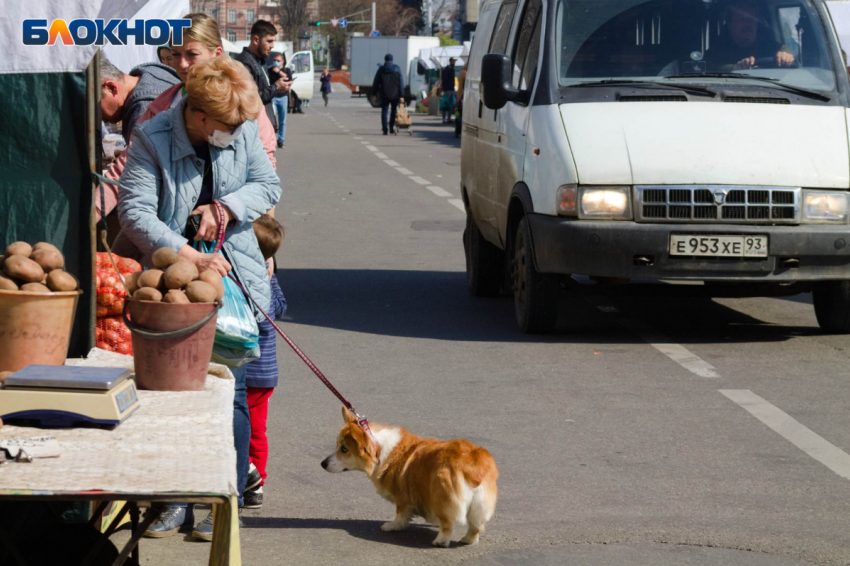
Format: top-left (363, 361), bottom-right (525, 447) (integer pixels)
top-left (247, 387), bottom-right (274, 484)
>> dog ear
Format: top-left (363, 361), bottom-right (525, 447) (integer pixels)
top-left (342, 406), bottom-right (357, 423)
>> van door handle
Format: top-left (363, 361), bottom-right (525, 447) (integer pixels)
top-left (478, 100), bottom-right (483, 119)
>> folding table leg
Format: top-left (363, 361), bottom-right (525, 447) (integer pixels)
top-left (208, 495), bottom-right (241, 566)
top-left (80, 503), bottom-right (131, 566)
top-left (129, 503), bottom-right (140, 566)
top-left (110, 507), bottom-right (161, 566)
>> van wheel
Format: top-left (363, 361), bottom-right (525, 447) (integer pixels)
top-left (511, 217), bottom-right (559, 333)
top-left (813, 281), bottom-right (850, 333)
top-left (464, 209), bottom-right (503, 296)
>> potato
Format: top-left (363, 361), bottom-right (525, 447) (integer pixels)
top-left (4, 242), bottom-right (32, 258)
top-left (4, 255), bottom-right (45, 283)
top-left (21, 282), bottom-right (51, 293)
top-left (31, 248), bottom-right (65, 271)
top-left (46, 270), bottom-right (79, 292)
top-left (164, 261), bottom-right (199, 290)
top-left (133, 287), bottom-right (163, 302)
top-left (138, 269), bottom-right (165, 290)
top-left (152, 247), bottom-right (180, 269)
top-left (162, 289), bottom-right (191, 304)
top-left (0, 275), bottom-right (18, 291)
top-left (124, 271), bottom-right (142, 295)
top-left (198, 270), bottom-right (225, 301)
top-left (185, 280), bottom-right (217, 303)
top-left (33, 242), bottom-right (61, 254)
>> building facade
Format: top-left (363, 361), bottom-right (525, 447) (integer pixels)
top-left (190, 0), bottom-right (299, 42)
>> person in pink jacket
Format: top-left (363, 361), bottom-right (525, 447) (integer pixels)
top-left (97, 12), bottom-right (278, 221)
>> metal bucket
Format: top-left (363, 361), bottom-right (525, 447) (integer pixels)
top-left (0, 289), bottom-right (81, 372)
top-left (124, 300), bottom-right (220, 391)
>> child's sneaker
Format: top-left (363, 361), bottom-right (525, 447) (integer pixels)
top-left (245, 463), bottom-right (262, 492)
top-left (243, 485), bottom-right (263, 509)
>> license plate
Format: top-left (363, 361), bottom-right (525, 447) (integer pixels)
top-left (669, 235), bottom-right (768, 258)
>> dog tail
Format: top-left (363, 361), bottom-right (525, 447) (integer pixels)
top-left (461, 447), bottom-right (498, 489)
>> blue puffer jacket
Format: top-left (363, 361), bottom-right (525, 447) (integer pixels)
top-left (117, 98), bottom-right (281, 320)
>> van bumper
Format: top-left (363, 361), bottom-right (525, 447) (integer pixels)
top-left (527, 214), bottom-right (850, 281)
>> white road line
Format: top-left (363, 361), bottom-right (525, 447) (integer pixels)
top-left (410, 176), bottom-right (430, 185)
top-left (426, 185), bottom-right (452, 197)
top-left (448, 199), bottom-right (465, 212)
top-left (617, 318), bottom-right (720, 378)
top-left (360, 141), bottom-right (369, 145)
top-left (366, 146), bottom-right (378, 152)
top-left (354, 136), bottom-right (363, 139)
top-left (375, 152), bottom-right (388, 159)
top-left (395, 167), bottom-right (413, 175)
top-left (383, 160), bottom-right (400, 167)
top-left (343, 129), bottom-right (350, 132)
top-left (720, 389), bottom-right (850, 481)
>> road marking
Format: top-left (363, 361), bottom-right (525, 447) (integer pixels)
top-left (360, 141), bottom-right (369, 145)
top-left (426, 185), bottom-right (452, 197)
top-left (616, 318), bottom-right (720, 378)
top-left (720, 389), bottom-right (850, 481)
top-left (410, 176), bottom-right (430, 185)
top-left (383, 160), bottom-right (400, 167)
top-left (375, 152), bottom-right (388, 159)
top-left (448, 199), bottom-right (465, 212)
top-left (354, 136), bottom-right (363, 139)
top-left (366, 145), bottom-right (378, 152)
top-left (343, 129), bottom-right (350, 133)
top-left (395, 167), bottom-right (413, 175)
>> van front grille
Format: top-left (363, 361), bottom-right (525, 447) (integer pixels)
top-left (635, 186), bottom-right (801, 224)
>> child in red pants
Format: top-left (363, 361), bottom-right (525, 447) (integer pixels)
top-left (244, 215), bottom-right (287, 509)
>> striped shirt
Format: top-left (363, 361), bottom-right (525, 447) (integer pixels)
top-left (245, 273), bottom-right (287, 389)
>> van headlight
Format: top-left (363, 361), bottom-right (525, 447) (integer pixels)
top-left (578, 186), bottom-right (632, 220)
top-left (802, 190), bottom-right (850, 224)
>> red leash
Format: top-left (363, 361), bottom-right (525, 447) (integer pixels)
top-left (211, 203), bottom-right (375, 439)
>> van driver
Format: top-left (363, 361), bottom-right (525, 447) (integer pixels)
top-left (706, 1), bottom-right (795, 70)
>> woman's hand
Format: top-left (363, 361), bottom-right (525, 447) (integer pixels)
top-left (178, 246), bottom-right (232, 277)
top-left (191, 204), bottom-right (233, 242)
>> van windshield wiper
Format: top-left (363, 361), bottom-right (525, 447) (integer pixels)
top-left (663, 73), bottom-right (831, 102)
top-left (570, 79), bottom-right (716, 97)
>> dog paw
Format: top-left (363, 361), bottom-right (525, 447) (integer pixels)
top-left (431, 537), bottom-right (451, 548)
top-left (381, 521), bottom-right (404, 532)
top-left (460, 534), bottom-right (479, 545)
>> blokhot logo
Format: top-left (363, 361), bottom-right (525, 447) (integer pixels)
top-left (22, 19), bottom-right (192, 46)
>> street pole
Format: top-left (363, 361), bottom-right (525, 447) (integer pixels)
top-left (426, 0), bottom-right (432, 36)
top-left (371, 2), bottom-right (376, 33)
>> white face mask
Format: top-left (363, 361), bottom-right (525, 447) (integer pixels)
top-left (206, 123), bottom-right (243, 148)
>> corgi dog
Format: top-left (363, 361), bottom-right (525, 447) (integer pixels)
top-left (321, 407), bottom-right (499, 547)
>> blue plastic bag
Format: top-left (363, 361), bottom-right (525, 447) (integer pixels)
top-left (195, 240), bottom-right (260, 367)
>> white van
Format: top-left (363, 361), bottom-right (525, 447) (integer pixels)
top-left (287, 51), bottom-right (314, 106)
top-left (462, 0), bottom-right (850, 333)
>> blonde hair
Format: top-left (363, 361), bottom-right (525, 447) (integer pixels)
top-left (171, 12), bottom-right (222, 50)
top-left (186, 57), bottom-right (262, 125)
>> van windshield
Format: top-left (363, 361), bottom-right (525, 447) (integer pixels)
top-left (556, 0), bottom-right (839, 94)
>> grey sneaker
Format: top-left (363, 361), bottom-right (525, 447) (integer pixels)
top-left (243, 485), bottom-right (263, 509)
top-left (245, 463), bottom-right (262, 492)
top-left (192, 510), bottom-right (244, 542)
top-left (144, 504), bottom-right (193, 538)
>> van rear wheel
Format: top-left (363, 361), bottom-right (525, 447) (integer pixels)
top-left (512, 217), bottom-right (559, 333)
top-left (813, 281), bottom-right (850, 333)
top-left (464, 209), bottom-right (503, 296)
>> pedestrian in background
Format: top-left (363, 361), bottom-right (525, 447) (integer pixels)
top-left (157, 46), bottom-right (173, 66)
top-left (320, 68), bottom-right (332, 106)
top-left (243, 214), bottom-right (288, 510)
top-left (235, 20), bottom-right (293, 133)
top-left (372, 53), bottom-right (404, 135)
top-left (441, 57), bottom-right (457, 124)
top-left (270, 52), bottom-right (292, 148)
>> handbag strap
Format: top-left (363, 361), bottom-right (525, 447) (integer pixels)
top-left (213, 200), bottom-right (227, 254)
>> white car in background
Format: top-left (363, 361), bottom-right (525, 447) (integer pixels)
top-left (462, 0), bottom-right (850, 334)
top-left (287, 51), bottom-right (314, 106)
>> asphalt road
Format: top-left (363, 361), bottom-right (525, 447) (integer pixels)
top-left (135, 83), bottom-right (850, 565)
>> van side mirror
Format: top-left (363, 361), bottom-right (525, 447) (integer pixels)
top-left (480, 53), bottom-right (527, 110)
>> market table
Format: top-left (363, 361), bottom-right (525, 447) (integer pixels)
top-left (0, 348), bottom-right (241, 566)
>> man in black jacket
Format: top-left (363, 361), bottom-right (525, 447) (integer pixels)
top-left (234, 20), bottom-right (292, 132)
top-left (372, 53), bottom-right (404, 135)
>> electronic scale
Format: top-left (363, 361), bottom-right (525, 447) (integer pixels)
top-left (0, 365), bottom-right (140, 428)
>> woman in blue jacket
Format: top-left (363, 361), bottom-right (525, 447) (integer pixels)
top-left (118, 56), bottom-right (281, 540)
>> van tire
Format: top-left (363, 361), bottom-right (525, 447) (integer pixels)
top-left (464, 209), bottom-right (503, 297)
top-left (813, 281), bottom-right (850, 333)
top-left (512, 217), bottom-right (559, 333)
